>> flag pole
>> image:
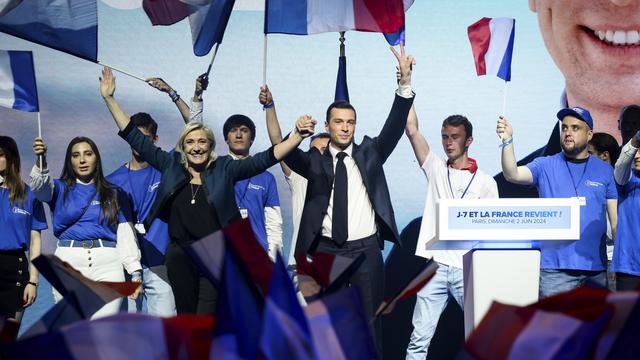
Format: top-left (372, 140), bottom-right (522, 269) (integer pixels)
top-left (205, 43), bottom-right (220, 79)
top-left (37, 112), bottom-right (42, 171)
top-left (98, 62), bottom-right (147, 83)
top-left (263, 34), bottom-right (268, 86)
top-left (501, 81), bottom-right (508, 117)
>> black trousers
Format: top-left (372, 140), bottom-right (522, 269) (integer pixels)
top-left (616, 272), bottom-right (640, 291)
top-left (165, 242), bottom-right (217, 314)
top-left (315, 234), bottom-right (384, 354)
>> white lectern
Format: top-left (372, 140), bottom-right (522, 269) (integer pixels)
top-left (434, 198), bottom-right (580, 337)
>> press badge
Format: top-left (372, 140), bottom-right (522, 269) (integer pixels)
top-left (134, 223), bottom-right (146, 235)
top-left (239, 208), bottom-right (248, 219)
top-left (575, 197), bottom-right (587, 206)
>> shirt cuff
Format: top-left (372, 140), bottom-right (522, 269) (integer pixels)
top-left (396, 84), bottom-right (414, 98)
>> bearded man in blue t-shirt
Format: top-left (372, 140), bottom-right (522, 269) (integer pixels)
top-left (497, 106), bottom-right (618, 297)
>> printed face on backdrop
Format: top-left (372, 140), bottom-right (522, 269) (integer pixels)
top-left (310, 137), bottom-right (330, 153)
top-left (183, 129), bottom-right (211, 166)
top-left (441, 125), bottom-right (472, 162)
top-left (71, 142), bottom-right (97, 180)
top-left (561, 116), bottom-right (593, 156)
top-left (530, 0), bottom-right (640, 128)
top-left (326, 108), bottom-right (356, 149)
top-left (226, 125), bottom-right (253, 155)
top-left (132, 126), bottom-right (158, 160)
top-left (635, 150), bottom-right (640, 172)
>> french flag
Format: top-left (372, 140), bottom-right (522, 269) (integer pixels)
top-left (465, 287), bottom-right (619, 360)
top-left (265, 0), bottom-right (405, 37)
top-left (0, 50), bottom-right (38, 112)
top-left (19, 255), bottom-right (140, 339)
top-left (3, 313), bottom-right (215, 360)
top-left (375, 258), bottom-right (438, 316)
top-left (0, 0), bottom-right (98, 62)
top-left (467, 17), bottom-right (515, 82)
top-left (295, 252), bottom-right (365, 294)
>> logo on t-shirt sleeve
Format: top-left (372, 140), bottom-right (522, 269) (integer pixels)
top-left (12, 207), bottom-right (31, 216)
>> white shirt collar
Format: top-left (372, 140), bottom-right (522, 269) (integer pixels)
top-left (329, 142), bottom-right (353, 158)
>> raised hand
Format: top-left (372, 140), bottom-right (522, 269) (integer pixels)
top-left (195, 73), bottom-right (208, 96)
top-left (259, 85), bottom-right (274, 106)
top-left (146, 77), bottom-right (173, 94)
top-left (390, 42), bottom-right (416, 86)
top-left (295, 115), bottom-right (316, 138)
top-left (33, 137), bottom-right (47, 156)
top-left (496, 116), bottom-right (513, 141)
top-left (100, 66), bottom-right (116, 98)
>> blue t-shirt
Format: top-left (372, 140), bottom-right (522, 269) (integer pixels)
top-left (107, 164), bottom-right (168, 267)
top-left (0, 186), bottom-right (47, 250)
top-left (527, 153), bottom-right (617, 271)
top-left (48, 179), bottom-right (131, 242)
top-left (234, 170), bottom-right (280, 250)
top-left (612, 171), bottom-right (640, 276)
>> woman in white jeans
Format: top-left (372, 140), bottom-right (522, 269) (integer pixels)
top-left (30, 136), bottom-right (142, 318)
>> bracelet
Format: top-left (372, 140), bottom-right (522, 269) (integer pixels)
top-left (499, 138), bottom-right (513, 148)
top-left (27, 281), bottom-right (38, 287)
top-left (131, 272), bottom-right (142, 278)
top-left (263, 101), bottom-right (274, 110)
top-left (169, 90), bottom-right (179, 102)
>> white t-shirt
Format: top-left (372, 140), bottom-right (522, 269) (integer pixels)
top-left (286, 171), bottom-right (307, 266)
top-left (415, 151), bottom-right (499, 269)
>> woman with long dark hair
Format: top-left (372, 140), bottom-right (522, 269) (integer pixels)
top-left (0, 136), bottom-right (46, 325)
top-left (30, 136), bottom-right (142, 317)
top-left (100, 67), bottom-right (314, 314)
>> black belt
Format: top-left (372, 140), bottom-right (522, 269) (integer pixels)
top-left (318, 233), bottom-right (379, 248)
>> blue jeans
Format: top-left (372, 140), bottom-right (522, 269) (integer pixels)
top-left (125, 265), bottom-right (176, 316)
top-left (539, 269), bottom-right (607, 298)
top-left (406, 263), bottom-right (464, 360)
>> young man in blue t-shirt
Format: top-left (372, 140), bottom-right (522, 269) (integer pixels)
top-left (184, 79), bottom-right (283, 260)
top-left (220, 115), bottom-right (283, 260)
top-left (498, 106), bottom-right (618, 297)
top-left (613, 129), bottom-right (640, 291)
top-left (107, 113), bottom-right (176, 316)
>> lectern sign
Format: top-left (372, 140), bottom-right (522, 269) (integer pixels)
top-left (438, 198), bottom-right (580, 241)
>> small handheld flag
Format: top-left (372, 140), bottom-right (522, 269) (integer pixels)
top-left (467, 17), bottom-right (515, 82)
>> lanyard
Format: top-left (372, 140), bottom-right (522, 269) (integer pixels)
top-left (564, 156), bottom-right (590, 197)
top-left (447, 168), bottom-right (477, 199)
top-left (235, 178), bottom-right (251, 209)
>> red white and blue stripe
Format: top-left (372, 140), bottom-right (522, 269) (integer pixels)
top-left (265, 0), bottom-right (405, 37)
top-left (0, 50), bottom-right (38, 112)
top-left (467, 17), bottom-right (515, 82)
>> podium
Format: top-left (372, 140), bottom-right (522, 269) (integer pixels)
top-left (434, 198), bottom-right (581, 337)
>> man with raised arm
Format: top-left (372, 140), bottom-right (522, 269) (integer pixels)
top-left (498, 108), bottom-right (618, 297)
top-left (282, 44), bottom-right (415, 351)
top-left (406, 104), bottom-right (498, 359)
top-left (187, 84), bottom-right (284, 261)
top-left (259, 84), bottom-right (330, 274)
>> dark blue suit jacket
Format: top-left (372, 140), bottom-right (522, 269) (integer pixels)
top-left (119, 121), bottom-right (278, 231)
top-left (284, 94), bottom-right (414, 256)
